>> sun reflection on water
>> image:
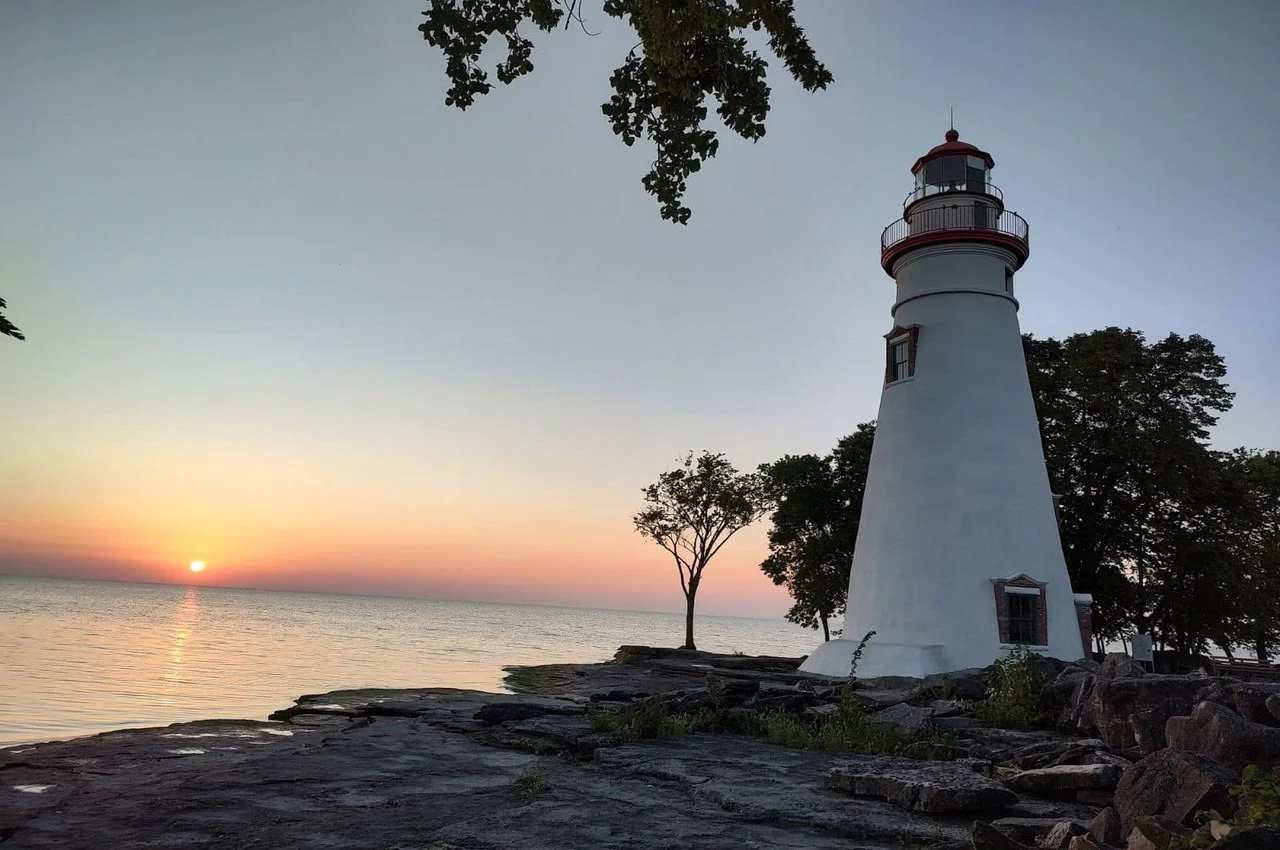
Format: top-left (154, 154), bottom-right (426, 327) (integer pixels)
top-left (161, 588), bottom-right (201, 704)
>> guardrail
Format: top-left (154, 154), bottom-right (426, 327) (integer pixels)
top-left (903, 180), bottom-right (1003, 208)
top-left (881, 206), bottom-right (1029, 253)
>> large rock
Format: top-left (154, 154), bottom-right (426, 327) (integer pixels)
top-left (1084, 675), bottom-right (1205, 750)
top-left (1006, 764), bottom-right (1123, 795)
top-left (1124, 817), bottom-right (1190, 850)
top-left (1269, 694), bottom-right (1280, 725)
top-left (993, 818), bottom-right (1096, 846)
top-left (868, 701), bottom-right (937, 731)
top-left (1112, 748), bottom-right (1238, 836)
top-left (473, 700), bottom-right (584, 725)
top-left (1054, 669), bottom-right (1098, 734)
top-left (1088, 806), bottom-right (1122, 845)
top-left (1230, 682), bottom-right (1280, 727)
top-left (1165, 700), bottom-right (1280, 773)
top-left (973, 821), bottom-right (1034, 850)
top-left (1129, 698), bottom-right (1188, 755)
top-left (1097, 654), bottom-right (1148, 682)
top-left (1037, 821), bottom-right (1088, 850)
top-left (826, 755), bottom-right (1017, 813)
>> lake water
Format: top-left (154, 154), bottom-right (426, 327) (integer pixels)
top-left (0, 575), bottom-right (817, 746)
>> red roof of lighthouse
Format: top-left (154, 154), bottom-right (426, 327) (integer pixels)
top-left (911, 129), bottom-right (995, 173)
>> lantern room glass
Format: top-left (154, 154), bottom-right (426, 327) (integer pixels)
top-left (916, 155), bottom-right (991, 198)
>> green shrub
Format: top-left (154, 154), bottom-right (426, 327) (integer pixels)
top-left (1173, 765), bottom-right (1280, 849)
top-left (589, 696), bottom-right (695, 740)
top-left (1220, 765), bottom-right (1280, 828)
top-left (976, 647), bottom-right (1051, 730)
top-left (510, 769), bottom-right (547, 805)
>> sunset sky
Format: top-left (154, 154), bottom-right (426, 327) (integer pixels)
top-left (2, 1), bottom-right (1278, 619)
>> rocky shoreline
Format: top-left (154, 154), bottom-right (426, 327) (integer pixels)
top-left (2, 647), bottom-right (1277, 849)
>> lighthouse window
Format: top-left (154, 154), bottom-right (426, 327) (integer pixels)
top-left (888, 336), bottom-right (911, 382)
top-left (1006, 592), bottom-right (1039, 645)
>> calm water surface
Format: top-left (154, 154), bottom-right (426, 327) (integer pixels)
top-left (0, 576), bottom-right (816, 746)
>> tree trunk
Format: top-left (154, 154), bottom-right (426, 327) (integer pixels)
top-left (1257, 636), bottom-right (1271, 663)
top-left (821, 613), bottom-right (830, 642)
top-left (682, 589), bottom-right (697, 651)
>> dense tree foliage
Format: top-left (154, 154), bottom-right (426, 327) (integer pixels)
top-left (758, 423), bottom-right (874, 640)
top-left (633, 451), bottom-right (769, 649)
top-left (417, 0), bottom-right (832, 222)
top-left (1024, 327), bottom-right (1234, 646)
top-left (1025, 327), bottom-right (1280, 659)
top-left (0, 297), bottom-right (23, 341)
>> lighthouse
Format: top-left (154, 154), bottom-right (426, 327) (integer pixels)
top-left (800, 130), bottom-right (1090, 680)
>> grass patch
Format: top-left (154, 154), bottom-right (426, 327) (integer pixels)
top-left (510, 768), bottom-right (548, 805)
top-left (503, 665), bottom-right (556, 695)
top-left (589, 695), bottom-right (962, 759)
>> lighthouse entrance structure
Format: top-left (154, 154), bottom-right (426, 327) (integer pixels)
top-left (800, 131), bottom-right (1089, 680)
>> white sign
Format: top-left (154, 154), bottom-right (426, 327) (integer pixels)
top-left (1131, 634), bottom-right (1153, 663)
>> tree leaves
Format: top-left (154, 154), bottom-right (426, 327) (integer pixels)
top-left (418, 0), bottom-right (565, 109)
top-left (758, 422), bottom-right (875, 639)
top-left (419, 0), bottom-right (832, 222)
top-left (0, 296), bottom-right (23, 341)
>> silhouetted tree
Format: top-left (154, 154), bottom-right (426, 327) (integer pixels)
top-left (1223, 448), bottom-right (1280, 660)
top-left (0, 297), bottom-right (23, 341)
top-left (1024, 328), bottom-right (1234, 644)
top-left (416, 0), bottom-right (832, 222)
top-left (634, 451), bottom-right (769, 649)
top-left (759, 422), bottom-right (874, 640)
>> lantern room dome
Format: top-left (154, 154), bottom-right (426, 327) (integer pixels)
top-left (912, 129), bottom-right (994, 173)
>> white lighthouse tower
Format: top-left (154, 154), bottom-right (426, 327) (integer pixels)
top-left (800, 130), bottom-right (1089, 680)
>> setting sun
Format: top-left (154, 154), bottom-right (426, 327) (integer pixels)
top-left (188, 561), bottom-right (205, 573)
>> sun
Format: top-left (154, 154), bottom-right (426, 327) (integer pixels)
top-left (188, 560), bottom-right (206, 573)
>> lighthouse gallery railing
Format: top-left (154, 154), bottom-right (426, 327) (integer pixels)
top-left (881, 206), bottom-right (1029, 253)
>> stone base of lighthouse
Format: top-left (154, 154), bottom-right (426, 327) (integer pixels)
top-left (800, 638), bottom-right (958, 681)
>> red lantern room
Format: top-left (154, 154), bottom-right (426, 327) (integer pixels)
top-left (881, 130), bottom-right (1029, 277)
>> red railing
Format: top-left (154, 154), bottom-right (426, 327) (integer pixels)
top-left (881, 205), bottom-right (1029, 253)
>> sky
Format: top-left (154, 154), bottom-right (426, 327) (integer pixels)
top-left (2, 1), bottom-right (1278, 619)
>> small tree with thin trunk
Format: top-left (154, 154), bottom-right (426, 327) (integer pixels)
top-left (634, 451), bottom-right (769, 650)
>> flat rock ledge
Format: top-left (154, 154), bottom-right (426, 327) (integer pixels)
top-left (827, 755), bottom-right (1018, 813)
top-left (2, 686), bottom-right (991, 850)
top-left (12, 645), bottom-right (1262, 849)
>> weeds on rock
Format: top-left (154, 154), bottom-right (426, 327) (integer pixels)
top-left (838, 630), bottom-right (878, 715)
top-left (510, 769), bottom-right (548, 805)
top-left (589, 677), bottom-right (962, 760)
top-left (503, 666), bottom-right (552, 695)
top-left (1173, 765), bottom-right (1280, 848)
top-left (975, 646), bottom-right (1052, 730)
top-left (1230, 764), bottom-right (1280, 827)
top-left (706, 674), bottom-right (728, 710)
top-left (1206, 765), bottom-right (1280, 829)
